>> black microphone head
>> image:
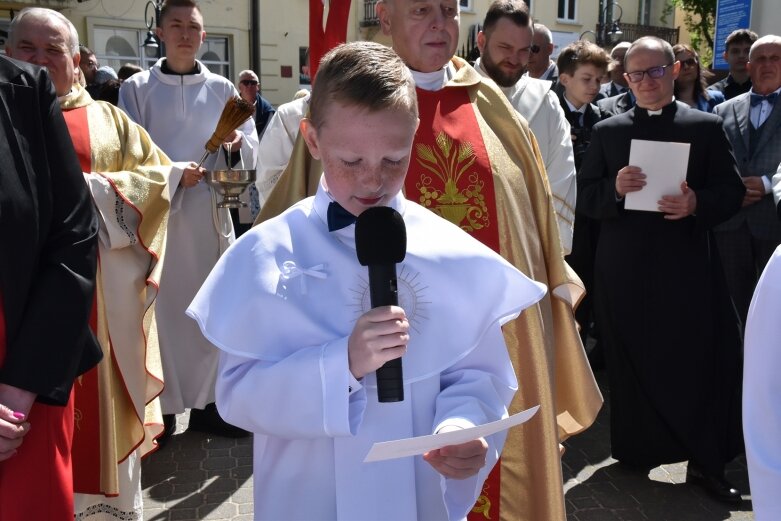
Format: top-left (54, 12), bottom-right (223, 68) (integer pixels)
top-left (355, 206), bottom-right (407, 266)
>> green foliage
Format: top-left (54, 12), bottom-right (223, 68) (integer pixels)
top-left (662, 0), bottom-right (717, 66)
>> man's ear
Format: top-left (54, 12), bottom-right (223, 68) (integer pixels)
top-left (477, 31), bottom-right (487, 55)
top-left (671, 60), bottom-right (681, 80)
top-left (376, 1), bottom-right (392, 36)
top-left (300, 118), bottom-right (321, 160)
top-left (73, 51), bottom-right (81, 70)
top-left (559, 72), bottom-right (571, 88)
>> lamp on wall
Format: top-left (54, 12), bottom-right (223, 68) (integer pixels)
top-left (599, 2), bottom-right (623, 46)
top-left (142, 0), bottom-right (163, 59)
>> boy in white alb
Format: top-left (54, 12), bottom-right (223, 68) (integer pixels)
top-left (187, 42), bottom-right (545, 520)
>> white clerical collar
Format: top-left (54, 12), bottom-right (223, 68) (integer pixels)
top-left (410, 63), bottom-right (455, 91)
top-left (640, 97), bottom-right (676, 116)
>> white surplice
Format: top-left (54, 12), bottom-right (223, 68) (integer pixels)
top-left (119, 59), bottom-right (259, 413)
top-left (187, 182), bottom-right (546, 520)
top-left (474, 58), bottom-right (576, 255)
top-left (744, 244), bottom-right (781, 520)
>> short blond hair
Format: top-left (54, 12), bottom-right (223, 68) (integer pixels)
top-left (309, 41), bottom-right (417, 129)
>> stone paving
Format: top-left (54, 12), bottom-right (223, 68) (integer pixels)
top-left (142, 371), bottom-right (755, 520)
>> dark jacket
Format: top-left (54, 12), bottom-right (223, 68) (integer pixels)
top-left (0, 56), bottom-right (102, 405)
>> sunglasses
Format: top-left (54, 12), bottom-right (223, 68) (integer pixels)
top-left (240, 79), bottom-right (259, 86)
top-left (678, 57), bottom-right (698, 68)
top-left (625, 64), bottom-right (673, 83)
top-left (530, 44), bottom-right (540, 54)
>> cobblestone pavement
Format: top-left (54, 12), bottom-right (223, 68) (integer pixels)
top-left (142, 371), bottom-right (754, 520)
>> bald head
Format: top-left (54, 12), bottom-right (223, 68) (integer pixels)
top-left (748, 35), bottom-right (781, 95)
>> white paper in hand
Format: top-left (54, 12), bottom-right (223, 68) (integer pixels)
top-left (363, 405), bottom-right (539, 463)
top-left (624, 139), bottom-right (691, 212)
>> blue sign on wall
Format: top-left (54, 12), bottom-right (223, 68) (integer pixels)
top-left (713, 0), bottom-right (753, 70)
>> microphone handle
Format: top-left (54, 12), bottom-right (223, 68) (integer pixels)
top-left (368, 263), bottom-right (404, 403)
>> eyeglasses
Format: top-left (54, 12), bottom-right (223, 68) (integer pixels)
top-left (679, 58), bottom-right (698, 68)
top-left (240, 79), bottom-right (259, 86)
top-left (624, 64), bottom-right (673, 83)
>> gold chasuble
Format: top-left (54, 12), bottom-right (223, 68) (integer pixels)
top-left (256, 58), bottom-right (602, 521)
top-left (60, 84), bottom-right (172, 496)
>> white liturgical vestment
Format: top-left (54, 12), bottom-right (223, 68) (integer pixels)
top-left (744, 245), bottom-right (781, 520)
top-left (188, 182), bottom-right (546, 520)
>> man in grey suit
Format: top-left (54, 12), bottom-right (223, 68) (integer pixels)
top-left (714, 35), bottom-right (781, 325)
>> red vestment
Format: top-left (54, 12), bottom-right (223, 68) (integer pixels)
top-left (0, 295), bottom-right (76, 521)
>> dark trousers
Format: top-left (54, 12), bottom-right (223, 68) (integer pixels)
top-left (715, 222), bottom-right (780, 328)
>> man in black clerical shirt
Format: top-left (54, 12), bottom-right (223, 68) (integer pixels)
top-left (578, 36), bottom-right (746, 505)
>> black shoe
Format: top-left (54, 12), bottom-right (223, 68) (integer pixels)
top-left (157, 414), bottom-right (177, 449)
top-left (686, 463), bottom-right (742, 504)
top-left (188, 403), bottom-right (251, 438)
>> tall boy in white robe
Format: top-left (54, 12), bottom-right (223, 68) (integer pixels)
top-left (187, 42), bottom-right (546, 520)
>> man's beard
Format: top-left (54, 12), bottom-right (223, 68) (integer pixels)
top-left (481, 51), bottom-right (525, 88)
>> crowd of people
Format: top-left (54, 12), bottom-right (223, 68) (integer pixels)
top-left (1, 0), bottom-right (780, 520)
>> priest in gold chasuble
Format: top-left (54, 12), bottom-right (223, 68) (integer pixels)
top-left (7, 8), bottom-right (185, 519)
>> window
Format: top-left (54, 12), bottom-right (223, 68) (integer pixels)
top-left (558, 0), bottom-right (576, 21)
top-left (459, 0), bottom-right (473, 11)
top-left (92, 26), bottom-right (231, 78)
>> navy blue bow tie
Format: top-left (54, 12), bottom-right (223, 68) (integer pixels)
top-left (327, 201), bottom-right (357, 231)
top-left (750, 92), bottom-right (778, 107)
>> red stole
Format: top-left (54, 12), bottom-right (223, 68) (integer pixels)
top-left (405, 87), bottom-right (500, 253)
top-left (62, 105), bottom-right (105, 494)
top-left (404, 87), bottom-right (502, 519)
top-left (308, 0), bottom-right (352, 82)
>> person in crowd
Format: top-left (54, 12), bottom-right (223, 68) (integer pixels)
top-left (556, 40), bottom-right (610, 369)
top-left (599, 41), bottom-right (630, 98)
top-left (7, 7), bottom-right (188, 519)
top-left (709, 29), bottom-right (758, 100)
top-left (475, 0), bottom-right (576, 255)
top-left (578, 36), bottom-right (745, 503)
top-left (0, 53), bottom-right (101, 521)
top-left (673, 43), bottom-right (725, 112)
top-left (118, 63), bottom-right (143, 81)
top-left (743, 244), bottom-right (781, 520)
top-left (527, 23), bottom-right (557, 82)
top-left (237, 69), bottom-right (275, 139)
top-left (79, 44), bottom-right (98, 87)
top-left (118, 0), bottom-right (258, 445)
top-left (88, 65), bottom-right (119, 100)
top-left (713, 34), bottom-right (781, 326)
top-left (257, 1), bottom-right (602, 520)
top-left (234, 69), bottom-right (275, 230)
top-left (188, 40), bottom-right (546, 521)
top-left (597, 43), bottom-right (636, 118)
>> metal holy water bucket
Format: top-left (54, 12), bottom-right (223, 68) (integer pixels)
top-left (205, 144), bottom-right (256, 208)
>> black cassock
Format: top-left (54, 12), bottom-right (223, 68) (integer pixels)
top-left (577, 101), bottom-right (745, 475)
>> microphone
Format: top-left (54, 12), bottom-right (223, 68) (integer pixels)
top-left (355, 206), bottom-right (407, 403)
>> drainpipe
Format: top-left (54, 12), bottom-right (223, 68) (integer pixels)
top-left (250, 0), bottom-right (260, 74)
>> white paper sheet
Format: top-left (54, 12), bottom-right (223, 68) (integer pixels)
top-left (363, 405), bottom-right (540, 463)
top-left (624, 139), bottom-right (691, 212)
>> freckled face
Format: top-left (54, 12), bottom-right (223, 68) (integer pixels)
top-left (302, 102), bottom-right (419, 216)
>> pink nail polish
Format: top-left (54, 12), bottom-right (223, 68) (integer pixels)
top-left (12, 412), bottom-right (25, 420)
